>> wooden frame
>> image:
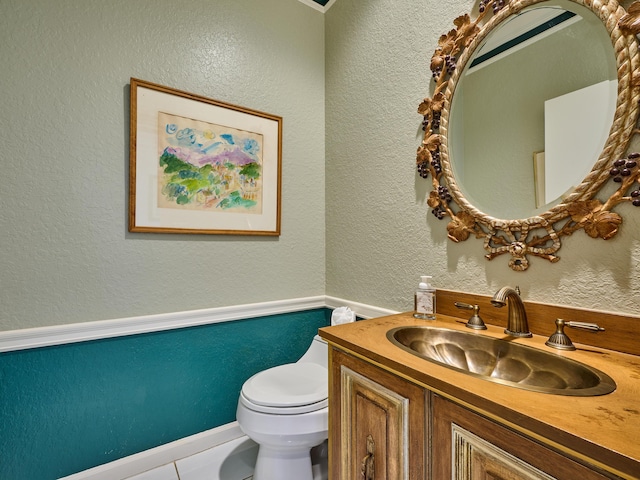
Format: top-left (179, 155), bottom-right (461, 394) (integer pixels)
top-left (129, 78), bottom-right (282, 235)
top-left (417, 0), bottom-right (640, 270)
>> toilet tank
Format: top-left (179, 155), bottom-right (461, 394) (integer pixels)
top-left (297, 335), bottom-right (328, 369)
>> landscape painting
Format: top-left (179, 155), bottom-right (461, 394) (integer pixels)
top-left (129, 78), bottom-right (282, 235)
top-left (157, 112), bottom-right (264, 214)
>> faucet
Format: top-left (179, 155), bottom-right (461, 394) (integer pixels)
top-left (545, 318), bottom-right (605, 350)
top-left (491, 286), bottom-right (532, 338)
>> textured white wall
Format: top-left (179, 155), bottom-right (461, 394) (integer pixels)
top-left (0, 0), bottom-right (325, 330)
top-left (325, 0), bottom-right (640, 317)
top-left (3, 0), bottom-right (639, 332)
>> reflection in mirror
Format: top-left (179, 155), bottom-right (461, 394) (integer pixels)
top-left (449, 2), bottom-right (617, 220)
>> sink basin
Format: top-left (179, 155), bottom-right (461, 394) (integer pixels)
top-left (387, 326), bottom-right (616, 396)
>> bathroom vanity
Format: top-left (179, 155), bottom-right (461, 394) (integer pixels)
top-left (318, 0), bottom-right (640, 476)
top-left (319, 293), bottom-right (640, 479)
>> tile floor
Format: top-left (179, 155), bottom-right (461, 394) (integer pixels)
top-left (126, 437), bottom-right (328, 480)
top-left (126, 436), bottom-right (257, 480)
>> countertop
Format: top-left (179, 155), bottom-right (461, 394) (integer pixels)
top-left (319, 313), bottom-right (640, 479)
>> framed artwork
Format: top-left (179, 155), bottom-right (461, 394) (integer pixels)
top-left (129, 78), bottom-right (282, 235)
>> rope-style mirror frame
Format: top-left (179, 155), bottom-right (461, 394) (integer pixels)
top-left (417, 0), bottom-right (640, 270)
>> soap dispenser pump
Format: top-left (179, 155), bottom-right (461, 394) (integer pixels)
top-left (414, 275), bottom-right (436, 320)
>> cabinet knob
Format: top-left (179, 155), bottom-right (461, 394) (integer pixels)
top-left (361, 434), bottom-right (375, 480)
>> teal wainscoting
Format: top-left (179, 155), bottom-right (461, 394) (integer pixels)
top-left (0, 308), bottom-right (331, 480)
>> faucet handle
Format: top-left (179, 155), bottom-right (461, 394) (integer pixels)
top-left (545, 319), bottom-right (605, 350)
top-left (545, 318), bottom-right (576, 350)
top-left (565, 321), bottom-right (605, 332)
top-left (455, 302), bottom-right (487, 330)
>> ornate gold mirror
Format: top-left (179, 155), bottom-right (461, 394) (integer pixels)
top-left (417, 0), bottom-right (640, 270)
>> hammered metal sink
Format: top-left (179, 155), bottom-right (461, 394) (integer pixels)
top-left (387, 326), bottom-right (616, 396)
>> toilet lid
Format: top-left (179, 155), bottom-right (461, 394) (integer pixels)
top-left (242, 363), bottom-right (328, 408)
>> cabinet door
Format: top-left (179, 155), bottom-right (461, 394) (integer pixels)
top-left (329, 347), bottom-right (427, 480)
top-left (432, 395), bottom-right (612, 480)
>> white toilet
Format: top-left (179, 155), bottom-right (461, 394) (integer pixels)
top-left (236, 335), bottom-right (329, 480)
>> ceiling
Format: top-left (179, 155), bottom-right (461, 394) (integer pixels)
top-left (299, 0), bottom-right (336, 12)
top-left (469, 8), bottom-right (578, 71)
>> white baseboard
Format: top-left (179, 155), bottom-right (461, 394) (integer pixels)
top-left (59, 423), bottom-right (246, 480)
top-left (0, 296), bottom-right (397, 353)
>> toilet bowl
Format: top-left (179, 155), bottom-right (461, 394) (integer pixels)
top-left (236, 335), bottom-right (328, 480)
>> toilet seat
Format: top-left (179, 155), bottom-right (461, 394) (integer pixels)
top-left (241, 363), bottom-right (328, 414)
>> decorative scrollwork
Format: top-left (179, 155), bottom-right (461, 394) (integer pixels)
top-left (417, 0), bottom-right (640, 271)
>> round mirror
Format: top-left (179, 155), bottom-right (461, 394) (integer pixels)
top-left (448, 1), bottom-right (617, 220)
top-left (418, 0), bottom-right (640, 270)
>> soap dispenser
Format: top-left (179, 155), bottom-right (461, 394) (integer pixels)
top-left (414, 275), bottom-right (436, 320)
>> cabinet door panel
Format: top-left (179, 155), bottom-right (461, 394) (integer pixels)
top-left (344, 365), bottom-right (406, 479)
top-left (432, 395), bottom-right (611, 480)
top-left (454, 423), bottom-right (555, 480)
top-left (329, 348), bottom-right (427, 480)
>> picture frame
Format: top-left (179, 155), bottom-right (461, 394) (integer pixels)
top-left (129, 78), bottom-right (282, 235)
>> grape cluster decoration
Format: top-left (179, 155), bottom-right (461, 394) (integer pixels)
top-left (479, 0), bottom-right (506, 14)
top-left (607, 152), bottom-right (640, 206)
top-left (429, 185), bottom-right (453, 219)
top-left (438, 185), bottom-right (452, 202)
top-left (417, 5), bottom-right (492, 218)
top-left (430, 52), bottom-right (462, 79)
top-left (609, 153), bottom-right (638, 183)
top-left (431, 150), bottom-right (442, 175)
top-left (417, 161), bottom-right (430, 179)
top-left (605, 152), bottom-right (640, 211)
top-left (430, 110), bottom-right (441, 130)
top-left (431, 207), bottom-right (446, 220)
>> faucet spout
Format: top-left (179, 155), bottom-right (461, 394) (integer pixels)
top-left (491, 286), bottom-right (532, 338)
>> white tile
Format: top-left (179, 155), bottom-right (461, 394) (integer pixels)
top-left (176, 436), bottom-right (328, 480)
top-left (126, 463), bottom-right (179, 480)
top-left (176, 437), bottom-right (258, 480)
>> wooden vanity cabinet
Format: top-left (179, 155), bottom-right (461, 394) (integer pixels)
top-left (329, 345), bottom-right (616, 480)
top-left (431, 394), bottom-right (612, 480)
top-left (328, 347), bottom-right (428, 479)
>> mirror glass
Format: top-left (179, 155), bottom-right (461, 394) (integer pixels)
top-left (448, 1), bottom-right (618, 220)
